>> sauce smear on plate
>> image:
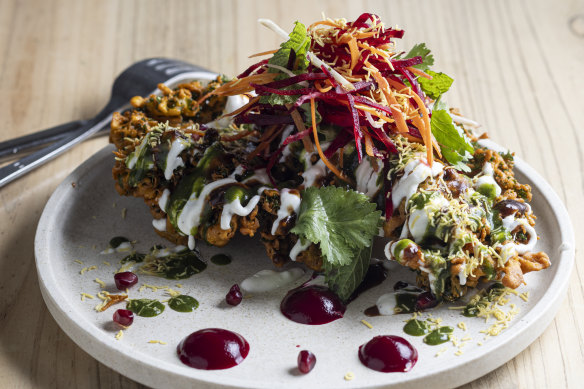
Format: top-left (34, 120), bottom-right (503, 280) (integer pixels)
top-left (177, 328), bottom-right (249, 370)
top-left (358, 335), bottom-right (418, 372)
top-left (280, 285), bottom-right (346, 325)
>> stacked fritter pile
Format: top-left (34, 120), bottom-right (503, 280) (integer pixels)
top-left (109, 14), bottom-right (549, 301)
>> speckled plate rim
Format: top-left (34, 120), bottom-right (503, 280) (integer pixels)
top-left (34, 92), bottom-right (575, 388)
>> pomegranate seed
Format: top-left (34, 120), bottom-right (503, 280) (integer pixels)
top-left (226, 284), bottom-right (242, 306)
top-left (415, 291), bottom-right (439, 311)
top-left (297, 350), bottom-right (316, 374)
top-left (114, 271), bottom-right (138, 290)
top-left (113, 309), bottom-right (134, 327)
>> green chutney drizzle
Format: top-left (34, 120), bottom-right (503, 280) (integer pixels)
top-left (141, 248), bottom-right (207, 280)
top-left (121, 252), bottom-right (146, 264)
top-left (403, 319), bottom-right (430, 336)
top-left (168, 295), bottom-right (199, 312)
top-left (126, 299), bottom-right (165, 317)
top-left (210, 253), bottom-right (232, 266)
top-left (423, 326), bottom-right (454, 345)
top-left (109, 236), bottom-right (130, 248)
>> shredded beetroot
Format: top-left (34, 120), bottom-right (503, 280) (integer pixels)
top-left (398, 68), bottom-right (424, 100)
top-left (235, 114), bottom-right (294, 126)
top-left (390, 57), bottom-right (423, 69)
top-left (251, 83), bottom-right (317, 96)
top-left (262, 73), bottom-right (328, 89)
top-left (346, 93), bottom-right (363, 162)
top-left (237, 59), bottom-right (268, 78)
top-left (282, 129), bottom-right (311, 146)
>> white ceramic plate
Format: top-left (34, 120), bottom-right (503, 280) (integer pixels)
top-left (35, 116), bottom-right (574, 388)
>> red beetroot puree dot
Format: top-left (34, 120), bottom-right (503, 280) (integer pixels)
top-left (177, 328), bottom-right (249, 370)
top-left (358, 335), bottom-right (418, 373)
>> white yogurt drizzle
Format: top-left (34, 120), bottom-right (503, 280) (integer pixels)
top-left (355, 157), bottom-right (381, 198)
top-left (240, 268), bottom-right (305, 294)
top-left (301, 147), bottom-right (329, 188)
top-left (158, 189), bottom-right (170, 213)
top-left (497, 216), bottom-right (538, 263)
top-left (475, 162), bottom-right (502, 197)
top-left (391, 157), bottom-right (444, 210)
top-left (178, 178), bottom-right (238, 249)
top-left (152, 245), bottom-right (187, 258)
top-left (220, 192), bottom-right (263, 230)
top-left (271, 189), bottom-right (301, 235)
top-left (375, 293), bottom-right (395, 315)
top-left (204, 95), bottom-right (249, 129)
top-left (289, 239), bottom-right (311, 261)
top-left (152, 218), bottom-right (167, 232)
top-left (100, 241), bottom-right (133, 255)
top-left (164, 138), bottom-right (189, 180)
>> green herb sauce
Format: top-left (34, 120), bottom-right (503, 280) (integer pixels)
top-left (403, 319), bottom-right (430, 336)
top-left (168, 295), bottom-right (199, 312)
top-left (109, 236), bottom-right (130, 248)
top-left (423, 326), bottom-right (454, 345)
top-left (126, 299), bottom-right (165, 317)
top-left (141, 249), bottom-right (207, 280)
top-left (210, 253), bottom-right (232, 266)
top-left (121, 252), bottom-right (146, 264)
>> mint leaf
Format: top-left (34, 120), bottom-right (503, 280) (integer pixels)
top-left (269, 22), bottom-right (310, 71)
top-left (324, 244), bottom-right (371, 301)
top-left (291, 187), bottom-right (381, 266)
top-left (404, 43), bottom-right (434, 71)
top-left (259, 92), bottom-right (299, 106)
top-left (418, 70), bottom-right (453, 100)
top-left (431, 109), bottom-right (474, 171)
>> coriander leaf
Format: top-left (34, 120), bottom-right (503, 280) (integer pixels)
top-left (324, 244), bottom-right (371, 301)
top-left (269, 21), bottom-right (310, 72)
top-left (431, 109), bottom-right (474, 172)
top-left (404, 43), bottom-right (434, 71)
top-left (291, 187), bottom-right (381, 266)
top-left (418, 70), bottom-right (453, 100)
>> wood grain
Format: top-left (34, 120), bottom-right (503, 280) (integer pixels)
top-left (0, 0), bottom-right (582, 387)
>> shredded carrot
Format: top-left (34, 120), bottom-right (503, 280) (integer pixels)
top-left (249, 49), bottom-right (278, 58)
top-left (310, 98), bottom-right (348, 183)
top-left (347, 37), bottom-right (359, 70)
top-left (408, 90), bottom-right (435, 164)
top-left (288, 106), bottom-right (314, 152)
top-left (406, 66), bottom-right (432, 79)
top-left (99, 294), bottom-right (128, 312)
top-left (308, 20), bottom-right (340, 30)
top-left (367, 66), bottom-right (408, 133)
top-left (354, 31), bottom-right (377, 39)
top-left (357, 42), bottom-right (391, 60)
top-left (222, 96), bottom-right (260, 117)
top-left (197, 73), bottom-right (278, 104)
top-left (314, 80), bottom-right (332, 93)
top-left (354, 104), bottom-right (395, 123)
top-left (364, 133), bottom-right (374, 157)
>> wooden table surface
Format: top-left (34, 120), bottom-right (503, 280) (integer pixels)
top-left (0, 0), bottom-right (582, 387)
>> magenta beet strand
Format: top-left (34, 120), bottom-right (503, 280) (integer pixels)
top-left (297, 350), bottom-right (317, 374)
top-left (114, 271), bottom-right (138, 290)
top-left (113, 309), bottom-right (134, 327)
top-left (226, 284), bottom-right (243, 306)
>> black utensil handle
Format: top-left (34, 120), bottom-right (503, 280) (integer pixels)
top-left (0, 119), bottom-right (87, 159)
top-left (0, 114), bottom-right (114, 189)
